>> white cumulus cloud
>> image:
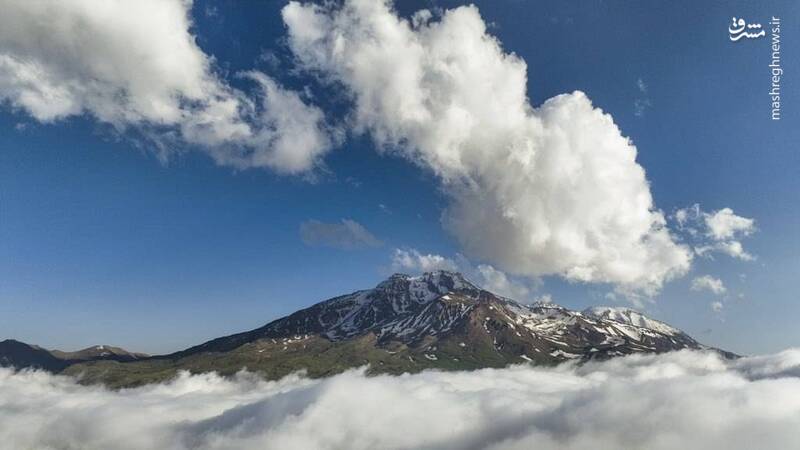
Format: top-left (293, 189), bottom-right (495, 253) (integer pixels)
top-left (691, 275), bottom-right (727, 295)
top-left (711, 240), bottom-right (754, 261)
top-left (675, 204), bottom-right (756, 261)
top-left (473, 263), bottom-right (534, 301)
top-left (391, 248), bottom-right (459, 273)
top-left (2, 350), bottom-right (800, 449)
top-left (390, 248), bottom-right (536, 301)
top-left (0, 0), bottom-right (333, 174)
top-left (704, 207), bottom-right (756, 241)
top-left (282, 0), bottom-right (691, 297)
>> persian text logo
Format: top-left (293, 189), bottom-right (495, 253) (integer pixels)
top-left (728, 17), bottom-right (765, 41)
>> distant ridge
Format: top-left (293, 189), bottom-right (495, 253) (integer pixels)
top-left (0, 339), bottom-right (147, 372)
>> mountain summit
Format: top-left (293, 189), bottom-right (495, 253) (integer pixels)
top-left (170, 270), bottom-right (704, 357)
top-left (4, 271), bottom-right (728, 387)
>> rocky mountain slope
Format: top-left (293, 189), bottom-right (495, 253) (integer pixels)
top-left (53, 271), bottom-right (730, 387)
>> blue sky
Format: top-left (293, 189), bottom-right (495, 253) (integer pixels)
top-left (0, 0), bottom-right (797, 355)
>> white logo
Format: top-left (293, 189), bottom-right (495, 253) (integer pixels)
top-left (729, 17), bottom-right (765, 41)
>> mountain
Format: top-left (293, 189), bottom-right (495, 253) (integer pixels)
top-left (0, 340), bottom-right (148, 372)
top-left (0, 339), bottom-right (70, 372)
top-left (50, 345), bottom-right (149, 362)
top-left (58, 271), bottom-right (731, 388)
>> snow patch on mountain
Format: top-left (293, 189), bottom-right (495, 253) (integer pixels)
top-left (582, 306), bottom-right (680, 336)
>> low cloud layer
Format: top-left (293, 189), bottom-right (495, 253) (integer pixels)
top-left (2, 349), bottom-right (800, 449)
top-left (300, 219), bottom-right (382, 250)
top-left (283, 0), bottom-right (691, 296)
top-left (0, 0), bottom-right (332, 174)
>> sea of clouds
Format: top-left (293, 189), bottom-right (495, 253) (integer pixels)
top-left (2, 349), bottom-right (800, 450)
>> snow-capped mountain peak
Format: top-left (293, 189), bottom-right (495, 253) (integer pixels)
top-left (312, 273), bottom-right (702, 354)
top-left (374, 271), bottom-right (480, 303)
top-left (52, 272), bottom-right (733, 387)
top-left (169, 271), bottom-right (724, 369)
